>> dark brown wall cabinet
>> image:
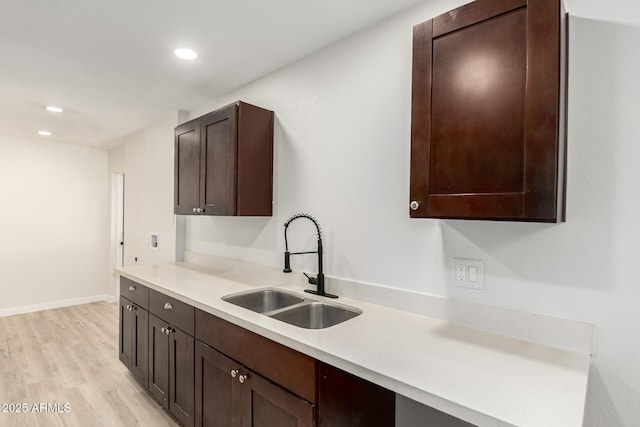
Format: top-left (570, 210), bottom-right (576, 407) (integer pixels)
top-left (119, 277), bottom-right (149, 389)
top-left (175, 101), bottom-right (274, 216)
top-left (410, 0), bottom-right (567, 222)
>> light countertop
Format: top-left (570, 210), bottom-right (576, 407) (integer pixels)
top-left (117, 261), bottom-right (590, 427)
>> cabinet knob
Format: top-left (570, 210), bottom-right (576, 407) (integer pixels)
top-left (192, 207), bottom-right (197, 213)
top-left (164, 302), bottom-right (173, 310)
top-left (165, 327), bottom-right (171, 335)
top-left (410, 200), bottom-right (420, 211)
top-left (128, 285), bottom-right (136, 291)
top-left (161, 327), bottom-right (165, 333)
top-left (230, 369), bottom-right (238, 378)
top-left (238, 374), bottom-right (249, 384)
top-left (126, 304), bottom-right (130, 310)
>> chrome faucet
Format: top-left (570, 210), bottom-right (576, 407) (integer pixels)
top-left (283, 213), bottom-right (337, 298)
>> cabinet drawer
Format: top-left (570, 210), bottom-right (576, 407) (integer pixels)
top-left (120, 276), bottom-right (149, 309)
top-left (150, 289), bottom-right (195, 336)
top-left (195, 309), bottom-right (316, 403)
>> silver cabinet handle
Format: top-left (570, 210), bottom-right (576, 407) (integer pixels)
top-left (128, 285), bottom-right (136, 291)
top-left (192, 207), bottom-right (197, 213)
top-left (230, 369), bottom-right (238, 378)
top-left (164, 302), bottom-right (173, 310)
top-left (165, 327), bottom-right (171, 335)
top-left (126, 304), bottom-right (130, 310)
top-left (161, 327), bottom-right (166, 333)
top-left (238, 374), bottom-right (248, 384)
top-left (410, 200), bottom-right (420, 211)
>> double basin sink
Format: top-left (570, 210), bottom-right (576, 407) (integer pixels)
top-left (222, 288), bottom-right (362, 329)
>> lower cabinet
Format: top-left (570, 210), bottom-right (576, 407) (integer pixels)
top-left (148, 291), bottom-right (196, 427)
top-left (195, 308), bottom-right (395, 427)
top-left (119, 277), bottom-right (394, 427)
top-left (195, 341), bottom-right (313, 427)
top-left (119, 296), bottom-right (148, 388)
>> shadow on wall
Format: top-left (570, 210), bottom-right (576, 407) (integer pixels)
top-left (583, 362), bottom-right (639, 427)
top-left (440, 217), bottom-right (614, 291)
top-left (184, 115), bottom-right (296, 258)
top-left (435, 14), bottom-right (640, 293)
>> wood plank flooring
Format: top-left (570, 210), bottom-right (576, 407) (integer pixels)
top-left (0, 302), bottom-right (178, 427)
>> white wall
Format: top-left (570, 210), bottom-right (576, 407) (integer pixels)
top-left (179, 2), bottom-right (640, 426)
top-left (108, 111), bottom-right (181, 268)
top-left (0, 136), bottom-right (109, 313)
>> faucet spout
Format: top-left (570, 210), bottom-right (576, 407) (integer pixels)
top-left (283, 213), bottom-right (337, 299)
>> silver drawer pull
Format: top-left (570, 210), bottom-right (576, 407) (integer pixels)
top-left (164, 302), bottom-right (173, 310)
top-left (128, 285), bottom-right (136, 291)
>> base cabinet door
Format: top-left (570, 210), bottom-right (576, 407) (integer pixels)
top-left (119, 297), bottom-right (133, 368)
top-left (195, 341), bottom-right (242, 426)
top-left (195, 341), bottom-right (314, 427)
top-left (149, 314), bottom-right (170, 405)
top-left (131, 306), bottom-right (148, 387)
top-left (119, 297), bottom-right (148, 388)
top-left (243, 366), bottom-right (314, 427)
top-left (149, 314), bottom-right (195, 426)
top-left (170, 327), bottom-right (195, 427)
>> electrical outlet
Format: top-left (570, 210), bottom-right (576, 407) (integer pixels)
top-left (452, 258), bottom-right (484, 290)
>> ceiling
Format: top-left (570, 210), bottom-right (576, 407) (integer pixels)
top-left (0, 0), bottom-right (426, 148)
top-left (0, 0), bottom-right (636, 149)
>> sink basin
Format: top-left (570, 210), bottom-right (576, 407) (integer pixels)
top-left (269, 301), bottom-right (362, 329)
top-left (222, 289), bottom-right (305, 313)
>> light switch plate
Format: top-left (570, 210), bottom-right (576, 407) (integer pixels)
top-left (452, 258), bottom-right (484, 290)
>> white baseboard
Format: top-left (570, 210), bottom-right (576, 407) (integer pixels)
top-left (0, 294), bottom-right (117, 317)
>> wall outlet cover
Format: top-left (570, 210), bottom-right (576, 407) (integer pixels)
top-left (452, 258), bottom-right (484, 290)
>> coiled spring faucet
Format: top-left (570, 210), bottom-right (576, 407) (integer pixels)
top-left (283, 213), bottom-right (338, 298)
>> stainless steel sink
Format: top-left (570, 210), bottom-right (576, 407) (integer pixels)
top-left (269, 301), bottom-right (362, 329)
top-left (221, 288), bottom-right (362, 329)
top-left (222, 288), bottom-right (305, 313)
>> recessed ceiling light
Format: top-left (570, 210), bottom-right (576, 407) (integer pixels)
top-left (38, 130), bottom-right (52, 136)
top-left (174, 48), bottom-right (198, 60)
top-left (45, 105), bottom-right (64, 113)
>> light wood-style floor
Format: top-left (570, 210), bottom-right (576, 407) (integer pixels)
top-left (0, 302), bottom-right (178, 427)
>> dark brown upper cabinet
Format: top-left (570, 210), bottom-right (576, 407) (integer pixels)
top-left (175, 101), bottom-right (274, 216)
top-left (410, 0), bottom-right (567, 222)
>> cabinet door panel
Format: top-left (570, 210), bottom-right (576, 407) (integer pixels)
top-left (170, 328), bottom-right (195, 427)
top-left (119, 297), bottom-right (133, 368)
top-left (201, 106), bottom-right (237, 216)
top-left (175, 119), bottom-right (200, 215)
top-left (131, 306), bottom-right (148, 388)
top-left (195, 341), bottom-right (241, 427)
top-left (431, 9), bottom-right (526, 195)
top-left (243, 368), bottom-right (314, 427)
top-left (148, 314), bottom-right (169, 405)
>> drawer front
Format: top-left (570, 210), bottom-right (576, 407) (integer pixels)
top-left (150, 289), bottom-right (195, 336)
top-left (120, 276), bottom-right (149, 309)
top-left (195, 308), bottom-right (316, 403)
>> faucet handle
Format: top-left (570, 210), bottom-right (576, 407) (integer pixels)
top-left (303, 272), bottom-right (318, 285)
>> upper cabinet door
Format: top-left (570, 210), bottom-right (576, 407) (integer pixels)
top-left (175, 119), bottom-right (201, 215)
top-left (200, 105), bottom-right (238, 216)
top-left (410, 0), bottom-right (567, 222)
